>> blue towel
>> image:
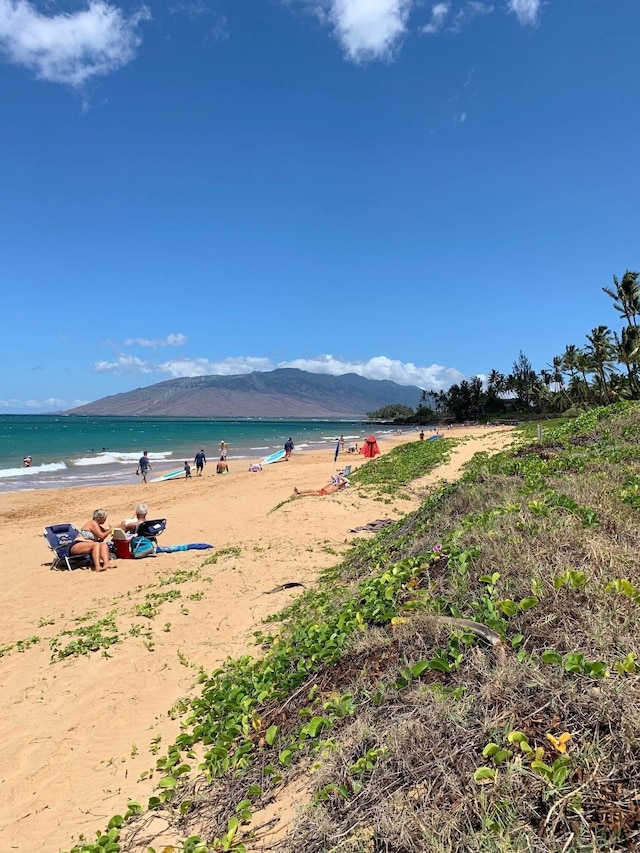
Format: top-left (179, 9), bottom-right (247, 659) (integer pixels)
top-left (156, 543), bottom-right (213, 553)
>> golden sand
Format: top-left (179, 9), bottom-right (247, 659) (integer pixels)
top-left (0, 425), bottom-right (513, 852)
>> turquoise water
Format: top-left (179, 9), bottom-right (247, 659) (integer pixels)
top-left (0, 415), bottom-right (393, 492)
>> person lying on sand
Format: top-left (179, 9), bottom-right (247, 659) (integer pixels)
top-left (293, 474), bottom-right (349, 496)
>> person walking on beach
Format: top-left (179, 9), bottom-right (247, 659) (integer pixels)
top-left (137, 451), bottom-right (152, 483)
top-left (219, 440), bottom-right (227, 460)
top-left (184, 460), bottom-right (192, 479)
top-left (194, 448), bottom-right (206, 476)
top-left (284, 437), bottom-right (294, 460)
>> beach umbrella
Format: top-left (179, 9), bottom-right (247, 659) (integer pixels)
top-left (360, 435), bottom-right (380, 458)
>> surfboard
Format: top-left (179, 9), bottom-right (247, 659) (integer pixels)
top-left (260, 449), bottom-right (286, 465)
top-left (150, 467), bottom-right (186, 482)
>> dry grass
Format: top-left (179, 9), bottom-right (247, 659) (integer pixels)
top-left (119, 404), bottom-right (640, 853)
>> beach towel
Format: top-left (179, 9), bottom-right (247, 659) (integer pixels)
top-left (155, 543), bottom-right (213, 553)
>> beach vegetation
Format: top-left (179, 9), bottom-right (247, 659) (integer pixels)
top-left (134, 589), bottom-right (182, 619)
top-left (348, 432), bottom-right (453, 494)
top-left (60, 401), bottom-right (640, 853)
top-left (50, 614), bottom-right (120, 661)
top-left (0, 635), bottom-right (41, 658)
top-left (203, 546), bottom-right (242, 565)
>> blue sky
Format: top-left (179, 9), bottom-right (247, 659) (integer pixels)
top-left (1, 0), bottom-right (638, 413)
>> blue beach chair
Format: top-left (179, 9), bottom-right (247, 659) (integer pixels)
top-left (43, 523), bottom-right (93, 571)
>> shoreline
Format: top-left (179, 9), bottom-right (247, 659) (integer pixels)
top-left (0, 426), bottom-right (513, 852)
top-left (0, 422), bottom-right (418, 495)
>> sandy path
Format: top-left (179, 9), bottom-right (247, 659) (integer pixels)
top-left (0, 426), bottom-right (513, 852)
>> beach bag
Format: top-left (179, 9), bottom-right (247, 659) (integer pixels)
top-left (130, 535), bottom-right (155, 559)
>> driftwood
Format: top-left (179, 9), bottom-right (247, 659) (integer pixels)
top-left (432, 615), bottom-right (507, 665)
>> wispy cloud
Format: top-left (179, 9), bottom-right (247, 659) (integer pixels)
top-left (0, 0), bottom-right (150, 87)
top-left (453, 111), bottom-right (467, 123)
top-left (329, 0), bottom-right (413, 62)
top-left (507, 0), bottom-right (542, 26)
top-left (93, 351), bottom-right (465, 391)
top-left (422, 2), bottom-right (449, 35)
top-left (123, 333), bottom-right (188, 348)
top-left (451, 1), bottom-right (493, 31)
top-left (170, 1), bottom-right (228, 40)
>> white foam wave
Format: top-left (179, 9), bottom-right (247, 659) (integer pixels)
top-left (0, 461), bottom-right (67, 479)
top-left (73, 451), bottom-right (174, 467)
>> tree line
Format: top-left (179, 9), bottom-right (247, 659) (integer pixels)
top-left (368, 270), bottom-right (640, 423)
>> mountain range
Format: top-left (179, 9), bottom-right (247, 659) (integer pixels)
top-left (65, 369), bottom-right (422, 418)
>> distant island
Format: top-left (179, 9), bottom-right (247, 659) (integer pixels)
top-left (64, 368), bottom-right (423, 419)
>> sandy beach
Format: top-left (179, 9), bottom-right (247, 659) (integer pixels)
top-left (0, 426), bottom-right (514, 852)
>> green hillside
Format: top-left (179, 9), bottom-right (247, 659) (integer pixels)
top-left (67, 403), bottom-right (640, 853)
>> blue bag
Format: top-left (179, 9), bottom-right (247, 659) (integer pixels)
top-left (130, 536), bottom-right (156, 559)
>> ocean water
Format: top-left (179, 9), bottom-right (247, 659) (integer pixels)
top-left (0, 415), bottom-right (397, 493)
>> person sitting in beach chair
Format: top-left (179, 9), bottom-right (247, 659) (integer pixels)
top-left (293, 474), bottom-right (350, 497)
top-left (44, 511), bottom-right (113, 571)
top-left (134, 518), bottom-right (167, 543)
top-left (120, 503), bottom-right (148, 533)
top-left (43, 523), bottom-right (94, 571)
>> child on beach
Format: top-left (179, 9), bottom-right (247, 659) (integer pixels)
top-left (184, 461), bottom-right (192, 479)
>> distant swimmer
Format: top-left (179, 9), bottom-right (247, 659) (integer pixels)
top-left (23, 456), bottom-right (32, 467)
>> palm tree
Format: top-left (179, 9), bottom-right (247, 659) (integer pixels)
top-left (614, 326), bottom-right (640, 398)
top-left (585, 326), bottom-right (615, 404)
top-left (487, 369), bottom-right (506, 393)
top-left (562, 345), bottom-right (580, 386)
top-left (602, 270), bottom-right (640, 328)
top-left (574, 349), bottom-right (593, 405)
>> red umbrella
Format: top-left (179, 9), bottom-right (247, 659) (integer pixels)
top-left (360, 435), bottom-right (380, 458)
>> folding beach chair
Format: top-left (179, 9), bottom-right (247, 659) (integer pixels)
top-left (135, 518), bottom-right (167, 543)
top-left (43, 523), bottom-right (92, 571)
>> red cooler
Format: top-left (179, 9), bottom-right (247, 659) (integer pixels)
top-left (113, 537), bottom-right (132, 559)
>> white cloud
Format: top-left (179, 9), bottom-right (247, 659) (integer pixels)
top-left (507, 0), bottom-right (541, 26)
top-left (454, 111), bottom-right (466, 122)
top-left (0, 0), bottom-right (150, 87)
top-left (329, 0), bottom-right (412, 62)
top-left (422, 2), bottom-right (449, 35)
top-left (0, 396), bottom-right (67, 410)
top-left (92, 351), bottom-right (466, 391)
top-left (123, 333), bottom-right (187, 348)
top-left (157, 356), bottom-right (275, 377)
top-left (93, 354), bottom-right (155, 374)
